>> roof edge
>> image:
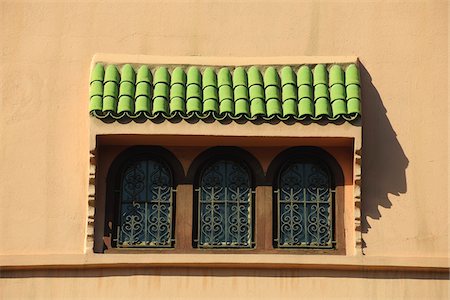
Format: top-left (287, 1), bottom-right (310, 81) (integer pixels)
top-left (91, 53), bottom-right (359, 69)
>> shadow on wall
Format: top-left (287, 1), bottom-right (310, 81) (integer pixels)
top-left (359, 63), bottom-right (409, 243)
top-left (1, 267), bottom-right (448, 280)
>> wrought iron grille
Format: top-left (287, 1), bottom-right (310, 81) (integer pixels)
top-left (196, 160), bottom-right (253, 248)
top-left (116, 159), bottom-right (174, 248)
top-left (275, 162), bottom-right (334, 248)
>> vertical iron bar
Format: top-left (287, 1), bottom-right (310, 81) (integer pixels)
top-left (144, 202), bottom-right (148, 245)
top-left (277, 189), bottom-right (281, 247)
top-left (330, 190), bottom-right (334, 246)
top-left (197, 188), bottom-right (201, 247)
top-left (157, 187), bottom-right (161, 245)
top-left (210, 187), bottom-right (214, 245)
top-left (303, 188), bottom-right (307, 245)
top-left (236, 188), bottom-right (241, 245)
top-left (145, 161), bottom-right (148, 245)
top-left (249, 189), bottom-right (253, 247)
top-left (225, 186), bottom-right (228, 244)
top-left (168, 188), bottom-right (173, 245)
top-left (290, 188), bottom-right (294, 245)
top-left (316, 188), bottom-right (320, 244)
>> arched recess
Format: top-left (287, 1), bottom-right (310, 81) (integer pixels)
top-left (187, 147), bottom-right (264, 248)
top-left (186, 146), bottom-right (265, 185)
top-left (266, 146), bottom-right (345, 251)
top-left (103, 146), bottom-right (184, 250)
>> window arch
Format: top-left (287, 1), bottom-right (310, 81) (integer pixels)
top-left (103, 146), bottom-right (184, 250)
top-left (268, 147), bottom-right (344, 250)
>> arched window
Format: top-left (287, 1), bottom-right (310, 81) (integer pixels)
top-left (195, 160), bottom-right (254, 248)
top-left (264, 144), bottom-right (347, 251)
top-left (115, 158), bottom-right (175, 248)
top-left (274, 160), bottom-right (334, 248)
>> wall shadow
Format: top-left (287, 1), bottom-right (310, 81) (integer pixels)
top-left (359, 63), bottom-right (409, 242)
top-left (1, 267), bottom-right (448, 280)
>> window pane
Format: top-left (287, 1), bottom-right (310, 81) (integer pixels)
top-left (276, 162), bottom-right (333, 248)
top-left (118, 160), bottom-right (174, 247)
top-left (197, 160), bottom-right (253, 248)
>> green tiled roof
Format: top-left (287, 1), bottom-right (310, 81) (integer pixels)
top-left (89, 63), bottom-right (361, 122)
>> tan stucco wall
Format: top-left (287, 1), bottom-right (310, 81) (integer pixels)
top-left (0, 0), bottom-right (448, 298)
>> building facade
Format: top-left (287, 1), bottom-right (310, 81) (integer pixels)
top-left (0, 1), bottom-right (448, 299)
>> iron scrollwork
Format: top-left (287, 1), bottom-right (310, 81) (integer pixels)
top-left (276, 162), bottom-right (334, 248)
top-left (197, 160), bottom-right (253, 248)
top-left (117, 159), bottom-right (174, 247)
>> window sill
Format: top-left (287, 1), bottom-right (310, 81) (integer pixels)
top-left (1, 254), bottom-right (447, 273)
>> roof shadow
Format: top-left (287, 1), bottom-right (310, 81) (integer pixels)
top-left (359, 63), bottom-right (409, 246)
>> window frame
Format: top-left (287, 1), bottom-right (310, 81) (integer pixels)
top-left (266, 147), bottom-right (346, 254)
top-left (97, 146), bottom-right (184, 253)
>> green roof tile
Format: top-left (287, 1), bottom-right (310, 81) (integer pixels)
top-left (203, 86), bottom-right (218, 101)
top-left (121, 64), bottom-right (136, 83)
top-left (329, 65), bottom-right (344, 87)
top-left (170, 97), bottom-right (185, 114)
top-left (233, 67), bottom-right (248, 88)
top-left (220, 99), bottom-right (234, 115)
top-left (330, 84), bottom-right (346, 102)
top-left (171, 67), bottom-right (186, 86)
top-left (154, 67), bottom-right (170, 85)
top-left (313, 64), bottom-right (328, 86)
top-left (250, 98), bottom-right (266, 117)
top-left (264, 67), bottom-right (280, 87)
top-left (203, 67), bottom-right (217, 88)
top-left (203, 98), bottom-right (219, 114)
top-left (346, 84), bottom-right (361, 100)
top-left (153, 96), bottom-right (169, 115)
top-left (248, 66), bottom-right (263, 87)
top-left (266, 98), bottom-right (282, 117)
top-left (187, 67), bottom-right (201, 87)
top-left (90, 64), bottom-right (104, 83)
top-left (153, 83), bottom-right (169, 99)
top-left (104, 65), bottom-right (120, 83)
top-left (281, 66), bottom-right (296, 87)
top-left (219, 85), bottom-right (233, 102)
top-left (135, 95), bottom-right (150, 113)
top-left (249, 85), bottom-right (264, 100)
top-left (218, 68), bottom-right (232, 87)
top-left (298, 98), bottom-right (314, 117)
top-left (90, 81), bottom-right (103, 98)
top-left (332, 99), bottom-right (347, 117)
top-left (345, 64), bottom-right (360, 86)
top-left (170, 84), bottom-right (185, 99)
top-left (298, 85), bottom-right (313, 100)
top-left (315, 98), bottom-right (332, 117)
top-left (136, 66), bottom-right (152, 84)
top-left (282, 99), bottom-right (298, 117)
top-left (314, 84), bottom-right (329, 100)
top-left (90, 62), bottom-right (361, 122)
top-left (282, 84), bottom-right (297, 102)
top-left (297, 66), bottom-right (312, 86)
top-left (89, 96), bottom-right (103, 112)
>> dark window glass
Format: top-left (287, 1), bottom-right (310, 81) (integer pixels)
top-left (117, 159), bottom-right (174, 248)
top-left (195, 160), bottom-right (253, 248)
top-left (275, 161), bottom-right (334, 248)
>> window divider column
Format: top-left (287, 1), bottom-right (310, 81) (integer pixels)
top-left (175, 184), bottom-right (193, 252)
top-left (255, 185), bottom-right (273, 251)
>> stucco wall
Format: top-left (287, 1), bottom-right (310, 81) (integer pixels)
top-left (0, 0), bottom-right (448, 299)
